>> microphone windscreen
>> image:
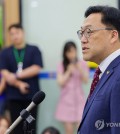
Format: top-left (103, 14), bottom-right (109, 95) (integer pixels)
top-left (32, 91), bottom-right (45, 105)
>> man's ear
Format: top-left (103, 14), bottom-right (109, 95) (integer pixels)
top-left (110, 30), bottom-right (119, 44)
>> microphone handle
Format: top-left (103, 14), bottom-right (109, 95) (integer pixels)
top-left (26, 102), bottom-right (36, 111)
top-left (5, 102), bottom-right (36, 134)
top-left (5, 116), bottom-right (22, 134)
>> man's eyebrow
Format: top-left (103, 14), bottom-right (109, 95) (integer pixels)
top-left (81, 25), bottom-right (92, 29)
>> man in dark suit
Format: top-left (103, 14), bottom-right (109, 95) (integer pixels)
top-left (77, 6), bottom-right (120, 134)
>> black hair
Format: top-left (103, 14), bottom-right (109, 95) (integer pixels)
top-left (8, 23), bottom-right (23, 31)
top-left (63, 41), bottom-right (77, 72)
top-left (41, 127), bottom-right (60, 134)
top-left (85, 5), bottom-right (120, 38)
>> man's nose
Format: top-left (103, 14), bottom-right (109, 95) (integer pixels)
top-left (81, 34), bottom-right (88, 44)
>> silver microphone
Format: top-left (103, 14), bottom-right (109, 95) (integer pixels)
top-left (5, 91), bottom-right (45, 134)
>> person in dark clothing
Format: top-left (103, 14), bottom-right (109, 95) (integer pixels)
top-left (0, 23), bottom-right (43, 134)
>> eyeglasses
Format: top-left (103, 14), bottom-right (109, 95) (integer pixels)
top-left (77, 27), bottom-right (113, 40)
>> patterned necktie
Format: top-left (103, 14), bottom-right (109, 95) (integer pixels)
top-left (88, 67), bottom-right (101, 98)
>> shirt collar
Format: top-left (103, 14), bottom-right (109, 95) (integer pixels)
top-left (99, 49), bottom-right (120, 76)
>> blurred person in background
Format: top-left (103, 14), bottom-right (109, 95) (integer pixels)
top-left (0, 47), bottom-right (6, 116)
top-left (55, 41), bottom-right (89, 134)
top-left (41, 126), bottom-right (60, 134)
top-left (0, 72), bottom-right (6, 116)
top-left (0, 116), bottom-right (10, 134)
top-left (0, 23), bottom-right (43, 134)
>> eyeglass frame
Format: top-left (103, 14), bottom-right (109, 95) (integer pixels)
top-left (77, 27), bottom-right (114, 40)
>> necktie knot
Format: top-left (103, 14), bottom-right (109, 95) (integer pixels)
top-left (95, 67), bottom-right (101, 76)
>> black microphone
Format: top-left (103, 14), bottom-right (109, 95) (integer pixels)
top-left (5, 91), bottom-right (45, 134)
top-left (26, 91), bottom-right (45, 111)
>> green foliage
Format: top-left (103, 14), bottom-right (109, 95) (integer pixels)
top-left (0, 6), bottom-right (3, 48)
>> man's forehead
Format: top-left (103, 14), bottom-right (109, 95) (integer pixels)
top-left (10, 27), bottom-right (23, 31)
top-left (81, 13), bottom-right (103, 29)
top-left (9, 28), bottom-right (23, 34)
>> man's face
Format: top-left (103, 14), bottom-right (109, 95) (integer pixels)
top-left (9, 27), bottom-right (24, 45)
top-left (80, 13), bottom-right (112, 64)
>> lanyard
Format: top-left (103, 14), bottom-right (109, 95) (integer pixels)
top-left (13, 47), bottom-right (26, 64)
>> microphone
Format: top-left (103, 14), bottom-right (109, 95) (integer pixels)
top-left (5, 91), bottom-right (45, 134)
top-left (26, 91), bottom-right (45, 111)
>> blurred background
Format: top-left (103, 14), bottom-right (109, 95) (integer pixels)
top-left (0, 0), bottom-right (119, 134)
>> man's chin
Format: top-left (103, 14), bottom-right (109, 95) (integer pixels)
top-left (83, 55), bottom-right (91, 61)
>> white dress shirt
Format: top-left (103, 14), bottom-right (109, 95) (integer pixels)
top-left (99, 49), bottom-right (120, 78)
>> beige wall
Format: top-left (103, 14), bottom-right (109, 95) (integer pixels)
top-left (4, 0), bottom-right (20, 46)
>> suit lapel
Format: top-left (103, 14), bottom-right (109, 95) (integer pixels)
top-left (78, 55), bottom-right (120, 130)
top-left (82, 69), bottom-right (113, 120)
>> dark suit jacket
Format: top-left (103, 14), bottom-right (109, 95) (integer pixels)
top-left (78, 55), bottom-right (120, 134)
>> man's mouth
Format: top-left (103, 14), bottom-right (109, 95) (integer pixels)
top-left (82, 47), bottom-right (89, 51)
